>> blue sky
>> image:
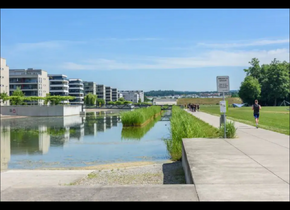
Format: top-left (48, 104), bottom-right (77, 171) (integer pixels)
top-left (1, 8), bottom-right (289, 92)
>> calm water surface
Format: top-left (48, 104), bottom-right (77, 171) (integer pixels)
top-left (0, 109), bottom-right (172, 170)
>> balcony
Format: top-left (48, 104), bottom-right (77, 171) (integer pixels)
top-left (69, 87), bottom-right (84, 90)
top-left (50, 90), bottom-right (69, 93)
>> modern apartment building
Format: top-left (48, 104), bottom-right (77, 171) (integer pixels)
top-left (69, 79), bottom-right (84, 105)
top-left (118, 92), bottom-right (123, 99)
top-left (48, 74), bottom-right (70, 104)
top-left (111, 88), bottom-right (119, 102)
top-left (119, 90), bottom-right (144, 103)
top-left (96, 84), bottom-right (105, 102)
top-left (120, 91), bottom-right (139, 103)
top-left (9, 68), bottom-right (49, 105)
top-left (83, 81), bottom-right (96, 96)
top-left (0, 58), bottom-right (10, 105)
top-left (105, 86), bottom-right (112, 104)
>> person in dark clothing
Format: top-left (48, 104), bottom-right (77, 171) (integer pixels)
top-left (252, 99), bottom-right (261, 128)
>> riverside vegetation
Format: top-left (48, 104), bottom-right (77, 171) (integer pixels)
top-left (164, 106), bottom-right (237, 161)
top-left (120, 105), bottom-right (162, 127)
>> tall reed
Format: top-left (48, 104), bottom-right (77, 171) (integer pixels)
top-left (121, 106), bottom-right (161, 126)
top-left (164, 106), bottom-right (219, 161)
top-left (121, 115), bottom-right (161, 140)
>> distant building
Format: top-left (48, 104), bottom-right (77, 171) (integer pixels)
top-left (105, 86), bottom-right (112, 103)
top-left (9, 68), bottom-right (49, 105)
top-left (111, 88), bottom-right (119, 102)
top-left (118, 92), bottom-right (123, 99)
top-left (48, 74), bottom-right (70, 104)
top-left (0, 58), bottom-right (10, 105)
top-left (69, 79), bottom-right (84, 105)
top-left (83, 81), bottom-right (96, 96)
top-left (96, 84), bottom-right (106, 102)
top-left (119, 90), bottom-right (144, 103)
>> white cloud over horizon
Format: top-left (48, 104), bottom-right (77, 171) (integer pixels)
top-left (197, 38), bottom-right (289, 48)
top-left (12, 40), bottom-right (86, 51)
top-left (59, 48), bottom-right (289, 71)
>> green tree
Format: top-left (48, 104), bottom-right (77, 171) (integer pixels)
top-left (238, 76), bottom-right (261, 105)
top-left (123, 101), bottom-right (132, 105)
top-left (44, 93), bottom-right (75, 105)
top-left (0, 92), bottom-right (9, 104)
top-left (9, 87), bottom-right (25, 105)
top-left (231, 92), bottom-right (239, 97)
top-left (84, 93), bottom-right (97, 106)
top-left (118, 97), bottom-right (125, 101)
top-left (96, 98), bottom-right (105, 106)
top-left (244, 58), bottom-right (263, 82)
top-left (262, 59), bottom-right (290, 106)
top-left (115, 100), bottom-right (123, 105)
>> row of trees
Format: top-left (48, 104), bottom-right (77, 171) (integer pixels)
top-left (0, 87), bottom-right (75, 105)
top-left (239, 58), bottom-right (289, 106)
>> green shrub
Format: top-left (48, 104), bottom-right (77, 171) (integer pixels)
top-left (219, 121), bottom-right (237, 138)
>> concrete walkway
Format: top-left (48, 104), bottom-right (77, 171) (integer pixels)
top-left (1, 111), bottom-right (289, 201)
top-left (182, 110), bottom-right (289, 201)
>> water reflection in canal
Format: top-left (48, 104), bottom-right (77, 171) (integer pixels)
top-left (0, 110), bottom-right (172, 170)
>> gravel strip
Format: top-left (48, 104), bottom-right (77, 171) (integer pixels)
top-left (72, 161), bottom-right (185, 186)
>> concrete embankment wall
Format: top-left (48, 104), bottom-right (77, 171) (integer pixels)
top-left (0, 105), bottom-right (82, 117)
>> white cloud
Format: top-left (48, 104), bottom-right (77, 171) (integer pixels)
top-left (13, 40), bottom-right (86, 51)
top-left (60, 48), bottom-right (289, 71)
top-left (94, 37), bottom-right (161, 41)
top-left (197, 39), bottom-right (289, 48)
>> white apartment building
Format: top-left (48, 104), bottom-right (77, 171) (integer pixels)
top-left (48, 74), bottom-right (70, 104)
top-left (69, 79), bottom-right (84, 105)
top-left (111, 88), bottom-right (118, 102)
top-left (105, 86), bottom-right (112, 104)
top-left (83, 81), bottom-right (96, 96)
top-left (9, 68), bottom-right (49, 105)
top-left (118, 92), bottom-right (123, 99)
top-left (119, 90), bottom-right (144, 103)
top-left (96, 84), bottom-right (105, 102)
top-left (0, 58), bottom-right (10, 105)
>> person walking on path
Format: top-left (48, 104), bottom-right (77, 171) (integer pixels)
top-left (252, 99), bottom-right (261, 128)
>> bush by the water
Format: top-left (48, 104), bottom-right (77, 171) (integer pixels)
top-left (164, 106), bottom-right (220, 161)
top-left (120, 106), bottom-right (161, 126)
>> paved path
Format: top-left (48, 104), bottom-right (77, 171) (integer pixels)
top-left (182, 110), bottom-right (289, 201)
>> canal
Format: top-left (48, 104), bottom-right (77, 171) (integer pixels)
top-left (0, 109), bottom-right (172, 170)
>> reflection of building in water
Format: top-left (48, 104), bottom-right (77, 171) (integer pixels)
top-left (1, 125), bottom-right (10, 171)
top-left (84, 123), bottom-right (97, 136)
top-left (9, 125), bottom-right (50, 155)
top-left (59, 115), bottom-right (83, 127)
top-left (105, 116), bottom-right (112, 129)
top-left (84, 112), bottom-right (97, 136)
top-left (96, 116), bottom-right (106, 132)
top-left (38, 125), bottom-right (50, 154)
top-left (112, 116), bottom-right (119, 127)
top-left (69, 124), bottom-right (85, 141)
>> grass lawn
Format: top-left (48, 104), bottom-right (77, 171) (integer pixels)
top-left (200, 105), bottom-right (289, 135)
